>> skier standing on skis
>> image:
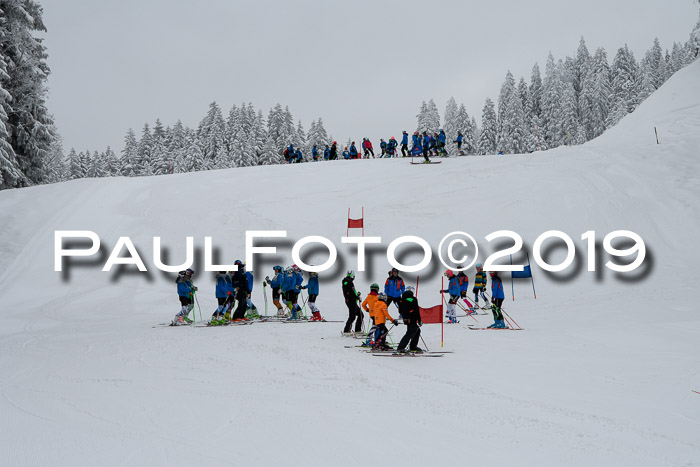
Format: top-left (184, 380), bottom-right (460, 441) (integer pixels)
top-left (384, 268), bottom-right (405, 311)
top-left (312, 144), bottom-right (319, 161)
top-left (379, 138), bottom-right (387, 157)
top-left (265, 265), bottom-right (285, 317)
top-left (438, 129), bottom-right (447, 156)
top-left (349, 142), bottom-right (359, 159)
top-left (324, 144), bottom-right (331, 161)
top-left (397, 286), bottom-right (422, 353)
top-left (281, 266), bottom-right (301, 319)
top-left (212, 271), bottom-right (232, 323)
top-left (361, 283), bottom-right (381, 346)
top-left (457, 268), bottom-right (471, 312)
top-left (454, 131), bottom-right (464, 155)
top-left (301, 271), bottom-right (324, 321)
top-left (489, 271), bottom-right (506, 328)
top-left (242, 262), bottom-right (259, 319)
top-left (387, 137), bottom-right (398, 157)
top-left (422, 132), bottom-right (431, 161)
top-left (473, 263), bottom-right (488, 309)
top-left (441, 270), bottom-right (461, 323)
top-left (342, 270), bottom-right (363, 334)
top-left (373, 293), bottom-right (399, 350)
top-left (400, 131), bottom-right (409, 157)
top-left (172, 269), bottom-right (196, 325)
top-left (330, 141), bottom-right (338, 160)
top-left (342, 146), bottom-right (350, 159)
top-left (230, 260), bottom-right (250, 321)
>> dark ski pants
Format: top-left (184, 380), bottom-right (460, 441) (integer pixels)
top-left (401, 144), bottom-right (408, 157)
top-left (491, 298), bottom-right (504, 321)
top-left (374, 323), bottom-right (389, 346)
top-left (398, 322), bottom-right (421, 351)
top-left (344, 301), bottom-right (363, 333)
top-left (386, 297), bottom-right (401, 316)
top-left (232, 290), bottom-right (249, 319)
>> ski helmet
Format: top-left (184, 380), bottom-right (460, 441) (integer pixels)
top-left (489, 271), bottom-right (496, 277)
top-left (273, 265), bottom-right (283, 272)
top-left (346, 270), bottom-right (355, 279)
top-left (292, 264), bottom-right (301, 272)
top-left (405, 285), bottom-right (415, 294)
top-left (475, 263), bottom-right (483, 271)
top-left (185, 268), bottom-right (194, 276)
top-left (414, 131), bottom-right (419, 136)
top-left (391, 267), bottom-right (399, 274)
top-left (370, 283), bottom-right (380, 291)
top-left (444, 269), bottom-right (454, 278)
top-left (378, 293), bottom-right (388, 302)
top-left (285, 266), bottom-right (294, 274)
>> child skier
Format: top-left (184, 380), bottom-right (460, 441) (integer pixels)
top-left (282, 266), bottom-right (301, 319)
top-left (373, 293), bottom-right (399, 350)
top-left (212, 271), bottom-right (232, 324)
top-left (473, 263), bottom-right (488, 309)
top-left (397, 286), bottom-right (423, 353)
top-left (265, 265), bottom-right (285, 316)
top-left (361, 283), bottom-right (380, 346)
top-left (172, 269), bottom-right (196, 325)
top-left (230, 260), bottom-right (250, 321)
top-left (457, 268), bottom-right (473, 314)
top-left (342, 270), bottom-right (363, 334)
top-left (302, 271), bottom-right (324, 321)
top-left (438, 129), bottom-right (447, 156)
top-left (401, 131), bottom-right (409, 157)
top-left (454, 131), bottom-right (464, 155)
top-left (242, 262), bottom-right (259, 319)
top-left (441, 269), bottom-right (461, 323)
top-left (387, 137), bottom-right (398, 157)
top-left (489, 271), bottom-right (506, 328)
top-left (379, 138), bottom-right (387, 157)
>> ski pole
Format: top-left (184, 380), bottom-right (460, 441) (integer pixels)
top-left (263, 282), bottom-right (268, 317)
top-left (454, 299), bottom-right (479, 322)
top-left (501, 309), bottom-right (522, 330)
top-left (192, 289), bottom-right (203, 323)
top-left (419, 333), bottom-right (430, 352)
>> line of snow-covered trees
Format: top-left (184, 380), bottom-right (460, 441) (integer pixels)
top-left (417, 24), bottom-right (700, 155)
top-left (0, 0), bottom-right (57, 190)
top-left (60, 102), bottom-right (335, 180)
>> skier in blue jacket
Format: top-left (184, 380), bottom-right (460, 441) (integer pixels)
top-left (241, 263), bottom-right (259, 318)
top-left (387, 137), bottom-right (398, 157)
top-left (312, 145), bottom-right (319, 161)
top-left (380, 139), bottom-right (387, 157)
top-left (172, 269), bottom-right (196, 325)
top-left (349, 142), bottom-right (359, 159)
top-left (212, 271), bottom-right (233, 323)
top-left (441, 270), bottom-right (461, 323)
top-left (438, 129), bottom-right (447, 156)
top-left (282, 266), bottom-right (302, 319)
top-left (301, 271), bottom-right (324, 321)
top-left (454, 131), bottom-right (464, 155)
top-left (323, 145), bottom-right (330, 161)
top-left (401, 131), bottom-right (409, 157)
top-left (265, 265), bottom-right (285, 316)
top-left (489, 271), bottom-right (506, 328)
top-left (422, 132), bottom-right (431, 162)
top-left (384, 268), bottom-right (405, 311)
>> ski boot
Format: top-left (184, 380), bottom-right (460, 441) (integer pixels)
top-left (496, 319), bottom-right (507, 329)
top-left (171, 315), bottom-right (185, 325)
top-left (487, 321), bottom-right (498, 328)
top-left (311, 311), bottom-right (323, 321)
top-left (183, 316), bottom-right (193, 324)
top-left (410, 347), bottom-right (424, 354)
top-left (224, 311), bottom-right (231, 321)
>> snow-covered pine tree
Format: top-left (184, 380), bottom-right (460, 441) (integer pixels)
top-left (416, 99), bottom-right (440, 134)
top-left (528, 63), bottom-right (545, 150)
top-left (455, 103), bottom-right (475, 154)
top-left (0, 0), bottom-right (55, 188)
top-left (587, 47), bottom-right (611, 139)
top-left (137, 123), bottom-right (153, 175)
top-left (250, 108), bottom-right (267, 166)
top-left (169, 120), bottom-right (188, 173)
top-left (104, 146), bottom-right (120, 176)
top-left (259, 135), bottom-right (280, 165)
top-left (541, 53), bottom-right (563, 149)
top-left (120, 129), bottom-right (139, 177)
top-left (198, 102), bottom-right (226, 169)
top-left (0, 53), bottom-right (23, 188)
top-left (518, 77), bottom-right (537, 152)
top-left (150, 119), bottom-right (170, 175)
top-left (86, 151), bottom-right (106, 178)
top-left (497, 71), bottom-right (528, 154)
top-left (606, 45), bottom-right (641, 127)
top-left (43, 135), bottom-right (66, 183)
top-left (443, 97), bottom-right (459, 156)
top-left (478, 98), bottom-right (497, 155)
top-left (640, 38), bottom-right (668, 101)
top-left (295, 120), bottom-right (307, 160)
top-left (307, 118), bottom-right (330, 156)
top-left (67, 148), bottom-right (83, 180)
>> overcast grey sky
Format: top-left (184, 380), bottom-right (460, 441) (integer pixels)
top-left (42, 0), bottom-right (699, 153)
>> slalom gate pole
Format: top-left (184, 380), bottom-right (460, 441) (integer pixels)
top-left (511, 254), bottom-right (515, 301)
top-left (441, 277), bottom-right (444, 348)
top-left (263, 282), bottom-right (268, 317)
top-left (415, 276), bottom-right (419, 297)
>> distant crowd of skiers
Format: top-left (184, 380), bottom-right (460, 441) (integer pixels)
top-left (172, 262), bottom-right (507, 353)
top-left (282, 129), bottom-right (469, 164)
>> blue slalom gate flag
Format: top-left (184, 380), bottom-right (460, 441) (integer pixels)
top-left (510, 253), bottom-right (537, 300)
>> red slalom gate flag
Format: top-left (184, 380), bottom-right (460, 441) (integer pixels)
top-left (420, 305), bottom-right (443, 324)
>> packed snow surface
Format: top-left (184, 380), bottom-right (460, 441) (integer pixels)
top-left (1, 61), bottom-right (700, 466)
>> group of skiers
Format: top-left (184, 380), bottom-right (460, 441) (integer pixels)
top-left (284, 128), bottom-right (469, 164)
top-left (171, 262), bottom-right (508, 341)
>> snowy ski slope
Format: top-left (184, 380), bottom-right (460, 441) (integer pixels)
top-left (0, 61), bottom-right (699, 466)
